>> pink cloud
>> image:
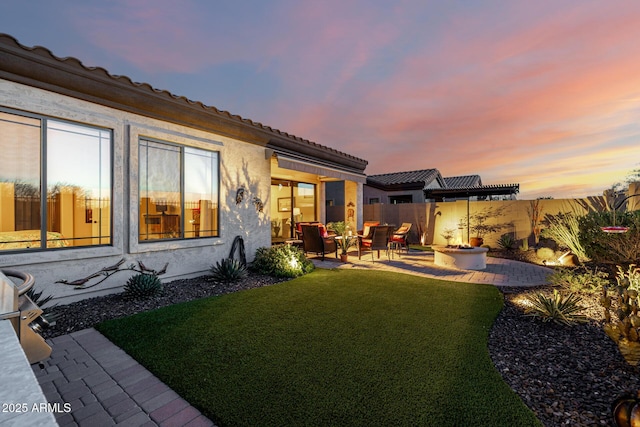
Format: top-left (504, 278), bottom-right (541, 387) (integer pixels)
top-left (63, 0), bottom-right (640, 199)
top-left (271, 2), bottom-right (640, 199)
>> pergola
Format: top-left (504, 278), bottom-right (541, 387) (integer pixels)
top-left (423, 184), bottom-right (520, 201)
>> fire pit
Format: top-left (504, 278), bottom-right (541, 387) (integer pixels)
top-left (432, 245), bottom-right (488, 270)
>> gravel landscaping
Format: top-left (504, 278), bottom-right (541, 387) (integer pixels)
top-left (41, 268), bottom-right (639, 427)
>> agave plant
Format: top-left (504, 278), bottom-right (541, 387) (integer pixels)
top-left (497, 233), bottom-right (517, 250)
top-left (25, 287), bottom-right (59, 326)
top-left (210, 258), bottom-right (248, 283)
top-left (524, 290), bottom-right (587, 326)
top-left (123, 273), bottom-right (163, 299)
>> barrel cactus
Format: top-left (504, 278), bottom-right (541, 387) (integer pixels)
top-left (124, 273), bottom-right (163, 299)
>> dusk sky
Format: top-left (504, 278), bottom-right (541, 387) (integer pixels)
top-left (2, 0), bottom-right (640, 199)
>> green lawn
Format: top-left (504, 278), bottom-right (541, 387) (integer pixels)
top-left (97, 269), bottom-right (541, 427)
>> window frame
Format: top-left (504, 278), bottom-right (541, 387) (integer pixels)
top-left (0, 107), bottom-right (114, 253)
top-left (138, 136), bottom-right (220, 242)
top-left (129, 124), bottom-right (224, 254)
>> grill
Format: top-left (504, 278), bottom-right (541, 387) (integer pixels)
top-left (0, 269), bottom-right (52, 364)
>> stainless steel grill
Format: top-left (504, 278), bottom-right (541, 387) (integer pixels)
top-left (0, 269), bottom-right (52, 364)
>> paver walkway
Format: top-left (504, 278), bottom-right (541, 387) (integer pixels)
top-left (32, 250), bottom-right (550, 426)
top-left (312, 250), bottom-right (552, 288)
top-left (33, 329), bottom-right (215, 427)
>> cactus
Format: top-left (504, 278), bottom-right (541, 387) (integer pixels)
top-left (124, 273), bottom-right (163, 299)
top-left (601, 267), bottom-right (640, 365)
top-left (210, 258), bottom-right (248, 283)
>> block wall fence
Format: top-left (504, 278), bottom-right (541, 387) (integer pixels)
top-left (363, 196), bottom-right (611, 248)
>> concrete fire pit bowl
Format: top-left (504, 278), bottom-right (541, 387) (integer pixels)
top-left (432, 245), bottom-right (489, 270)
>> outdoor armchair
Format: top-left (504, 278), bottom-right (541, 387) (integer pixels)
top-left (390, 222), bottom-right (412, 255)
top-left (358, 221), bottom-right (380, 239)
top-left (358, 225), bottom-right (392, 262)
top-left (301, 225), bottom-right (337, 260)
top-left (295, 221), bottom-right (322, 239)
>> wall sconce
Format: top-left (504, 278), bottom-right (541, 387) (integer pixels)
top-left (252, 197), bottom-right (264, 213)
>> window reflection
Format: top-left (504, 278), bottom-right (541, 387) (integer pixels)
top-left (139, 139), bottom-right (219, 241)
top-left (0, 111), bottom-right (112, 251)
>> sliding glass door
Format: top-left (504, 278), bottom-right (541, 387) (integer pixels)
top-left (270, 179), bottom-right (316, 243)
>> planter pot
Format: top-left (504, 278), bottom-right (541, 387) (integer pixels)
top-left (340, 254), bottom-right (349, 263)
top-left (469, 237), bottom-right (484, 247)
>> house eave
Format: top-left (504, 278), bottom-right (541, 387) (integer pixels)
top-left (0, 33), bottom-right (367, 172)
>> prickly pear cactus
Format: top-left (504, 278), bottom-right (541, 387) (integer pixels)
top-left (124, 273), bottom-right (163, 299)
top-left (601, 267), bottom-right (640, 365)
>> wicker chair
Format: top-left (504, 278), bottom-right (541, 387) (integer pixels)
top-left (301, 225), bottom-right (337, 260)
top-left (390, 223), bottom-right (412, 255)
top-left (358, 225), bottom-right (392, 262)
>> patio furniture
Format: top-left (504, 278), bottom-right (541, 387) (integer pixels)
top-left (301, 225), bottom-right (337, 260)
top-left (390, 223), bottom-right (412, 256)
top-left (295, 221), bottom-right (322, 239)
top-left (358, 225), bottom-right (392, 262)
top-left (358, 221), bottom-right (380, 239)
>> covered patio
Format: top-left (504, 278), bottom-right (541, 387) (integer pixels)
top-left (267, 139), bottom-right (367, 244)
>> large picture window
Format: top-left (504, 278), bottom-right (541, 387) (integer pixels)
top-left (139, 138), bottom-right (219, 241)
top-left (0, 110), bottom-right (112, 251)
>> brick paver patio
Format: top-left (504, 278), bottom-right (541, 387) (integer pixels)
top-left (33, 329), bottom-right (214, 427)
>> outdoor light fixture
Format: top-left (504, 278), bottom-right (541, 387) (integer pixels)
top-left (600, 193), bottom-right (640, 233)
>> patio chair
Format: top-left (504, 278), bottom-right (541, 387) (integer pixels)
top-left (390, 223), bottom-right (412, 256)
top-left (295, 221), bottom-right (322, 239)
top-left (301, 225), bottom-right (337, 260)
top-left (358, 221), bottom-right (380, 239)
top-left (358, 225), bottom-right (392, 262)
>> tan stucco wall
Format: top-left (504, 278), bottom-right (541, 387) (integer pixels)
top-left (0, 79), bottom-right (271, 303)
top-left (364, 197), bottom-right (609, 247)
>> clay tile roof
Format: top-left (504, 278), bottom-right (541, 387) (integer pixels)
top-left (443, 175), bottom-right (482, 189)
top-left (367, 169), bottom-right (441, 187)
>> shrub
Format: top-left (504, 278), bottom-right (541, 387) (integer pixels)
top-left (124, 273), bottom-right (163, 299)
top-left (251, 245), bottom-right (314, 278)
top-left (25, 288), bottom-right (59, 326)
top-left (524, 290), bottom-right (587, 326)
top-left (535, 247), bottom-right (556, 261)
top-left (210, 258), bottom-right (248, 283)
top-left (578, 210), bottom-right (640, 264)
top-left (519, 238), bottom-right (529, 252)
top-left (541, 211), bottom-right (589, 262)
top-left (547, 266), bottom-right (610, 294)
top-left (497, 233), bottom-right (516, 250)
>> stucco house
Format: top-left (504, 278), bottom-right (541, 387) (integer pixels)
top-left (0, 34), bottom-right (367, 303)
top-left (364, 169), bottom-right (518, 204)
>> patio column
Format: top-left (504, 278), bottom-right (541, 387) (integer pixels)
top-left (344, 180), bottom-right (359, 230)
